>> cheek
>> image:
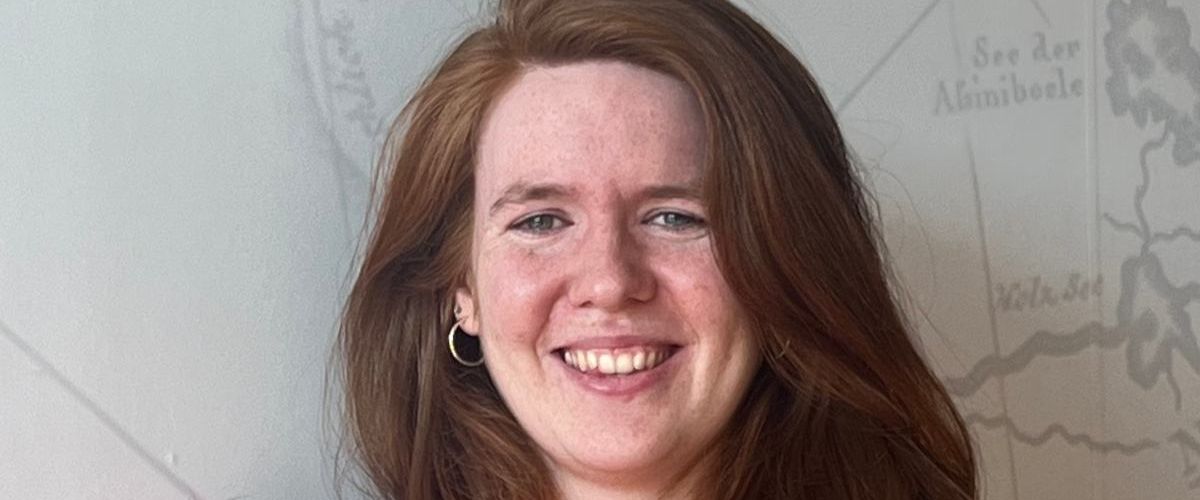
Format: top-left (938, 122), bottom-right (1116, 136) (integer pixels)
top-left (656, 244), bottom-right (740, 324)
top-left (658, 244), bottom-right (758, 376)
top-left (475, 245), bottom-right (561, 344)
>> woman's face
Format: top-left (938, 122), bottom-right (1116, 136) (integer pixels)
top-left (456, 60), bottom-right (760, 488)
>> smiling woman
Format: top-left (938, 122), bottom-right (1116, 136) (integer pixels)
top-left (336, 1), bottom-right (977, 499)
top-left (455, 61), bottom-right (761, 497)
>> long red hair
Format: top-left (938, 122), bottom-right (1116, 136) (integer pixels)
top-left (335, 0), bottom-right (978, 498)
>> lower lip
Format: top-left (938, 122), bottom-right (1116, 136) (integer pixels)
top-left (555, 349), bottom-right (683, 398)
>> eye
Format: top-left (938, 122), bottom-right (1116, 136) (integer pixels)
top-left (511, 213), bottom-right (570, 234)
top-left (646, 211), bottom-right (706, 232)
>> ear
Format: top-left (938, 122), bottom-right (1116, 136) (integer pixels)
top-left (453, 287), bottom-right (481, 336)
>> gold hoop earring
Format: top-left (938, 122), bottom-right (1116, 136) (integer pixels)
top-left (448, 322), bottom-right (484, 367)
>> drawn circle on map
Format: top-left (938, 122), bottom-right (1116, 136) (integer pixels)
top-left (291, 0), bottom-right (477, 180)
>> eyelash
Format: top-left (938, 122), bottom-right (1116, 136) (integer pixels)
top-left (647, 211), bottom-right (706, 231)
top-left (511, 213), bottom-right (569, 233)
top-left (509, 211), bottom-right (707, 235)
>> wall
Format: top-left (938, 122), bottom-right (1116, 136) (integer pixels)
top-left (1, 0), bottom-right (1197, 498)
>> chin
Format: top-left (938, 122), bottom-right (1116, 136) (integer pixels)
top-left (556, 433), bottom-right (682, 478)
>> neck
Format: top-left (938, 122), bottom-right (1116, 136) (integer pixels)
top-left (554, 471), bottom-right (693, 500)
top-left (551, 449), bottom-right (715, 500)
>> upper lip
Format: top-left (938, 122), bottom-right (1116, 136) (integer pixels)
top-left (552, 334), bottom-right (683, 351)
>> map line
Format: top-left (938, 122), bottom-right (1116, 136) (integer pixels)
top-left (0, 318), bottom-right (205, 499)
top-left (1101, 213), bottom-right (1143, 239)
top-left (1028, 0), bottom-right (1051, 28)
top-left (1134, 126), bottom-right (1171, 255)
top-left (1086, 3), bottom-right (1106, 496)
top-left (964, 412), bottom-right (1160, 455)
top-left (964, 131), bottom-right (1022, 500)
top-left (946, 0), bottom-right (964, 72)
top-left (944, 321), bottom-right (1128, 397)
top-left (1151, 225), bottom-right (1200, 244)
top-left (1168, 426), bottom-right (1200, 489)
top-left (835, 0), bottom-right (943, 114)
top-left (298, 0), bottom-right (375, 248)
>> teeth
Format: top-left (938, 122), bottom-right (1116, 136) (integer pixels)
top-left (615, 353), bottom-right (633, 374)
top-left (561, 347), bottom-right (672, 376)
top-left (598, 353), bottom-right (615, 374)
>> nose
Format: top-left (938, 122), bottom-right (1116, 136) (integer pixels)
top-left (567, 219), bottom-right (656, 311)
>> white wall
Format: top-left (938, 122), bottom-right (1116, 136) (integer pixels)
top-left (2, 0), bottom-right (1197, 498)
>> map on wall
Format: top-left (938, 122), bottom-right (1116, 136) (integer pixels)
top-left (292, 0), bottom-right (1200, 498)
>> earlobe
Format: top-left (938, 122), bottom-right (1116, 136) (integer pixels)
top-left (453, 287), bottom-right (481, 335)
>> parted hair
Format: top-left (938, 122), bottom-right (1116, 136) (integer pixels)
top-left (335, 0), bottom-right (978, 498)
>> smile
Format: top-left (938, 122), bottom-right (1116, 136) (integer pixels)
top-left (558, 346), bottom-right (678, 375)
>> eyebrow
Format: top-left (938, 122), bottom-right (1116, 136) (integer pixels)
top-left (487, 181), bottom-right (703, 216)
top-left (640, 184), bottom-right (703, 202)
top-left (488, 182), bottom-right (578, 216)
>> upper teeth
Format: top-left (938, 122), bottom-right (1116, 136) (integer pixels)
top-left (562, 347), bottom-right (670, 375)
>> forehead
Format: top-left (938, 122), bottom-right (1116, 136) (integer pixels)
top-left (475, 60), bottom-right (706, 193)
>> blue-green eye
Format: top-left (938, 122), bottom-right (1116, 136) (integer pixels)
top-left (512, 214), bottom-right (568, 234)
top-left (647, 211), bottom-right (706, 231)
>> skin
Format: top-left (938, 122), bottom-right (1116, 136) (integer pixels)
top-left (455, 60), bottom-right (761, 499)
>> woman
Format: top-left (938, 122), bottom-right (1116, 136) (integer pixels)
top-left (337, 0), bottom-right (978, 498)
